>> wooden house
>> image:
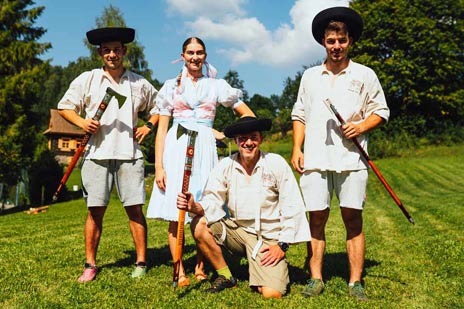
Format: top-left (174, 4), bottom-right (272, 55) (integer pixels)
top-left (43, 109), bottom-right (85, 165)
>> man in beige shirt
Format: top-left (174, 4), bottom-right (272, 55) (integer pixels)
top-left (177, 116), bottom-right (310, 298)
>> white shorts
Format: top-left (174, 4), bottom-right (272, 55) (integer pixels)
top-left (81, 158), bottom-right (145, 207)
top-left (300, 170), bottom-right (368, 211)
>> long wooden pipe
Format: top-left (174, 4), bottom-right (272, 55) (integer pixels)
top-left (324, 99), bottom-right (414, 224)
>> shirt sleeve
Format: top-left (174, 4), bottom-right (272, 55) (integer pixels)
top-left (291, 72), bottom-right (308, 124)
top-left (156, 80), bottom-right (175, 116)
top-left (144, 81), bottom-right (159, 116)
top-left (216, 79), bottom-right (244, 109)
top-left (273, 155), bottom-right (311, 243)
top-left (364, 70), bottom-right (390, 122)
top-left (198, 158), bottom-right (230, 224)
top-left (57, 71), bottom-right (91, 115)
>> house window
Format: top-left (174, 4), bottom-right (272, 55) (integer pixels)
top-left (76, 138), bottom-right (83, 149)
top-left (59, 138), bottom-right (71, 151)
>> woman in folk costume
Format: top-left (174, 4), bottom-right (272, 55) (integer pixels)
top-left (147, 37), bottom-right (255, 286)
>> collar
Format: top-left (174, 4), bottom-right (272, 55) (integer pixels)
top-left (320, 59), bottom-right (353, 76)
top-left (99, 67), bottom-right (130, 83)
top-left (232, 151), bottom-right (266, 174)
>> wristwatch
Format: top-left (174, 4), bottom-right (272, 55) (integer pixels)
top-left (145, 121), bottom-right (154, 130)
top-left (278, 242), bottom-right (289, 252)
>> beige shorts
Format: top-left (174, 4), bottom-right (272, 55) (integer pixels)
top-left (209, 219), bottom-right (289, 295)
top-left (300, 169), bottom-right (368, 211)
top-left (81, 158), bottom-right (145, 207)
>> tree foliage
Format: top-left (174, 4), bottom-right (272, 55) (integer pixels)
top-left (38, 5), bottom-right (161, 127)
top-left (350, 0), bottom-right (464, 133)
top-left (85, 5), bottom-right (155, 81)
top-left (0, 0), bottom-right (50, 186)
top-left (214, 70), bottom-right (250, 131)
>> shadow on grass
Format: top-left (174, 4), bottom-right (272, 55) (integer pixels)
top-left (289, 252), bottom-right (381, 285)
top-left (0, 205), bottom-right (27, 215)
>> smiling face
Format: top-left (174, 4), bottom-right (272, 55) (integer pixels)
top-left (98, 41), bottom-right (126, 71)
top-left (182, 39), bottom-right (207, 77)
top-left (323, 30), bottom-right (351, 66)
top-left (235, 131), bottom-right (263, 163)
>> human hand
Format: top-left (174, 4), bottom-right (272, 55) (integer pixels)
top-left (155, 166), bottom-right (166, 191)
top-left (134, 125), bottom-right (151, 144)
top-left (213, 129), bottom-right (226, 140)
top-left (177, 192), bottom-right (204, 216)
top-left (341, 122), bottom-right (363, 139)
top-left (260, 245), bottom-right (285, 267)
top-left (291, 148), bottom-right (304, 174)
top-left (82, 119), bottom-right (100, 134)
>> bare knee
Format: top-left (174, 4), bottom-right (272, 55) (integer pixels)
top-left (341, 208), bottom-right (363, 237)
top-left (309, 209), bottom-right (329, 239)
top-left (258, 286), bottom-right (283, 299)
top-left (125, 205), bottom-right (146, 223)
top-left (88, 207), bottom-right (106, 222)
top-left (190, 216), bottom-right (209, 241)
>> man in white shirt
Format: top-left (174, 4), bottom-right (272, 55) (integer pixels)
top-left (291, 7), bottom-right (389, 300)
top-left (176, 116), bottom-right (310, 298)
top-left (58, 27), bottom-right (159, 282)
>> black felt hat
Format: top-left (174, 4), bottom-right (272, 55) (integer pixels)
top-left (312, 7), bottom-right (363, 45)
top-left (86, 27), bottom-right (135, 45)
top-left (224, 116), bottom-right (272, 138)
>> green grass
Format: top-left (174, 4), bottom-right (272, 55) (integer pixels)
top-left (1, 144), bottom-right (463, 308)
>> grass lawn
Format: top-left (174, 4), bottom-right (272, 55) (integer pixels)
top-left (1, 144), bottom-right (463, 308)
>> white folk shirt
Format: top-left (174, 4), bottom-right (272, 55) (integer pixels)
top-left (199, 152), bottom-right (310, 244)
top-left (58, 68), bottom-right (158, 160)
top-left (291, 60), bottom-right (390, 172)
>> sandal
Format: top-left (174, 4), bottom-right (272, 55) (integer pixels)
top-left (194, 273), bottom-right (208, 282)
top-left (178, 275), bottom-right (190, 287)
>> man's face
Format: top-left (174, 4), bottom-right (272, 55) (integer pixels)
top-left (98, 41), bottom-right (126, 70)
top-left (234, 131), bottom-right (263, 162)
top-left (182, 41), bottom-right (206, 75)
top-left (323, 30), bottom-right (351, 64)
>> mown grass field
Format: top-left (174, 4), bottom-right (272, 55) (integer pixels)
top-left (1, 144), bottom-right (463, 308)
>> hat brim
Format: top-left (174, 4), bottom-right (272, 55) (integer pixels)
top-left (224, 117), bottom-right (272, 138)
top-left (312, 7), bottom-right (363, 45)
top-left (86, 27), bottom-right (135, 45)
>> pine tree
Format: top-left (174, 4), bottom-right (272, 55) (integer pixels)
top-left (0, 0), bottom-right (51, 187)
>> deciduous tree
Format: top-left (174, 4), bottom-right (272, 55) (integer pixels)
top-left (350, 0), bottom-right (464, 132)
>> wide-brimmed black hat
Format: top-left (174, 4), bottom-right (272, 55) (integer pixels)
top-left (86, 27), bottom-right (135, 45)
top-left (224, 116), bottom-right (272, 138)
top-left (312, 7), bottom-right (363, 45)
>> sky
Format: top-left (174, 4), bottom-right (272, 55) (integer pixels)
top-left (36, 0), bottom-right (350, 98)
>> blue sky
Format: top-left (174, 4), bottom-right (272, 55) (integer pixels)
top-left (36, 0), bottom-right (349, 97)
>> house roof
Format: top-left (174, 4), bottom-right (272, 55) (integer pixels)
top-left (43, 109), bottom-right (85, 136)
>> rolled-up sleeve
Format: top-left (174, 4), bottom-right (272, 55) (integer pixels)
top-left (57, 72), bottom-right (90, 114)
top-left (365, 70), bottom-right (390, 122)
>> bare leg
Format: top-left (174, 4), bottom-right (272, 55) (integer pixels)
top-left (341, 207), bottom-right (364, 283)
top-left (307, 209), bottom-right (330, 280)
top-left (168, 221), bottom-right (186, 278)
top-left (125, 205), bottom-right (147, 263)
top-left (194, 249), bottom-right (207, 279)
top-left (84, 206), bottom-right (107, 265)
top-left (190, 216), bottom-right (227, 270)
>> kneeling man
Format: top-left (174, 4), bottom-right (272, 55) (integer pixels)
top-left (177, 116), bottom-right (310, 298)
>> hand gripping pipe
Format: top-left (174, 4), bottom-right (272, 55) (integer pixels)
top-left (324, 99), bottom-right (414, 224)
